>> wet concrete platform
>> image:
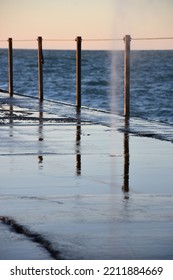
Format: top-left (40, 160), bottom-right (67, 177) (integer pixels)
top-left (0, 92), bottom-right (173, 260)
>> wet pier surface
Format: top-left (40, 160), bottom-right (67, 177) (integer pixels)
top-left (0, 92), bottom-right (173, 260)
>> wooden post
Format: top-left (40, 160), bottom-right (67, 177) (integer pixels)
top-left (124, 35), bottom-right (131, 118)
top-left (38, 36), bottom-right (44, 101)
top-left (75, 36), bottom-right (82, 109)
top-left (8, 38), bottom-right (13, 97)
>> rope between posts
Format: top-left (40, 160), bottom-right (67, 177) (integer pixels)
top-left (1, 34), bottom-right (173, 116)
top-left (132, 37), bottom-right (173, 41)
top-left (43, 39), bottom-right (74, 42)
top-left (82, 38), bottom-right (123, 41)
top-left (0, 37), bottom-right (173, 43)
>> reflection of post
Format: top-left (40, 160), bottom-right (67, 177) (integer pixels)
top-left (122, 118), bottom-right (130, 193)
top-left (9, 104), bottom-right (13, 124)
top-left (38, 104), bottom-right (44, 167)
top-left (76, 109), bottom-right (81, 176)
top-left (9, 104), bottom-right (14, 169)
top-left (9, 104), bottom-right (13, 137)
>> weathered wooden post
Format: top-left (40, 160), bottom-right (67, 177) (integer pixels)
top-left (38, 36), bottom-right (44, 101)
top-left (75, 36), bottom-right (82, 109)
top-left (124, 35), bottom-right (131, 118)
top-left (8, 38), bottom-right (13, 97)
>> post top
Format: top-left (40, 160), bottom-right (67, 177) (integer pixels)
top-left (123, 35), bottom-right (131, 42)
top-left (37, 36), bottom-right (43, 42)
top-left (75, 36), bottom-right (82, 42)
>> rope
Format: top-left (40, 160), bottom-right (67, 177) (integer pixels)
top-left (82, 38), bottom-right (123, 41)
top-left (9, 39), bottom-right (36, 42)
top-left (0, 37), bottom-right (173, 43)
top-left (43, 39), bottom-right (74, 42)
top-left (132, 37), bottom-right (173, 41)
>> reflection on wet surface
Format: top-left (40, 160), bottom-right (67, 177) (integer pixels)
top-left (76, 109), bottom-right (81, 176)
top-left (0, 96), bottom-right (173, 259)
top-left (122, 118), bottom-right (130, 194)
top-left (38, 106), bottom-right (44, 168)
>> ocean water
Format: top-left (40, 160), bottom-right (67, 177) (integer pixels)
top-left (0, 49), bottom-right (173, 125)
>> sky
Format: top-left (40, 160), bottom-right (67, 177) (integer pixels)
top-left (0, 0), bottom-right (173, 50)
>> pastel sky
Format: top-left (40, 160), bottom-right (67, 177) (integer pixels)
top-left (0, 0), bottom-right (173, 49)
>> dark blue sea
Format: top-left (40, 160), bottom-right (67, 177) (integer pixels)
top-left (0, 49), bottom-right (173, 125)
